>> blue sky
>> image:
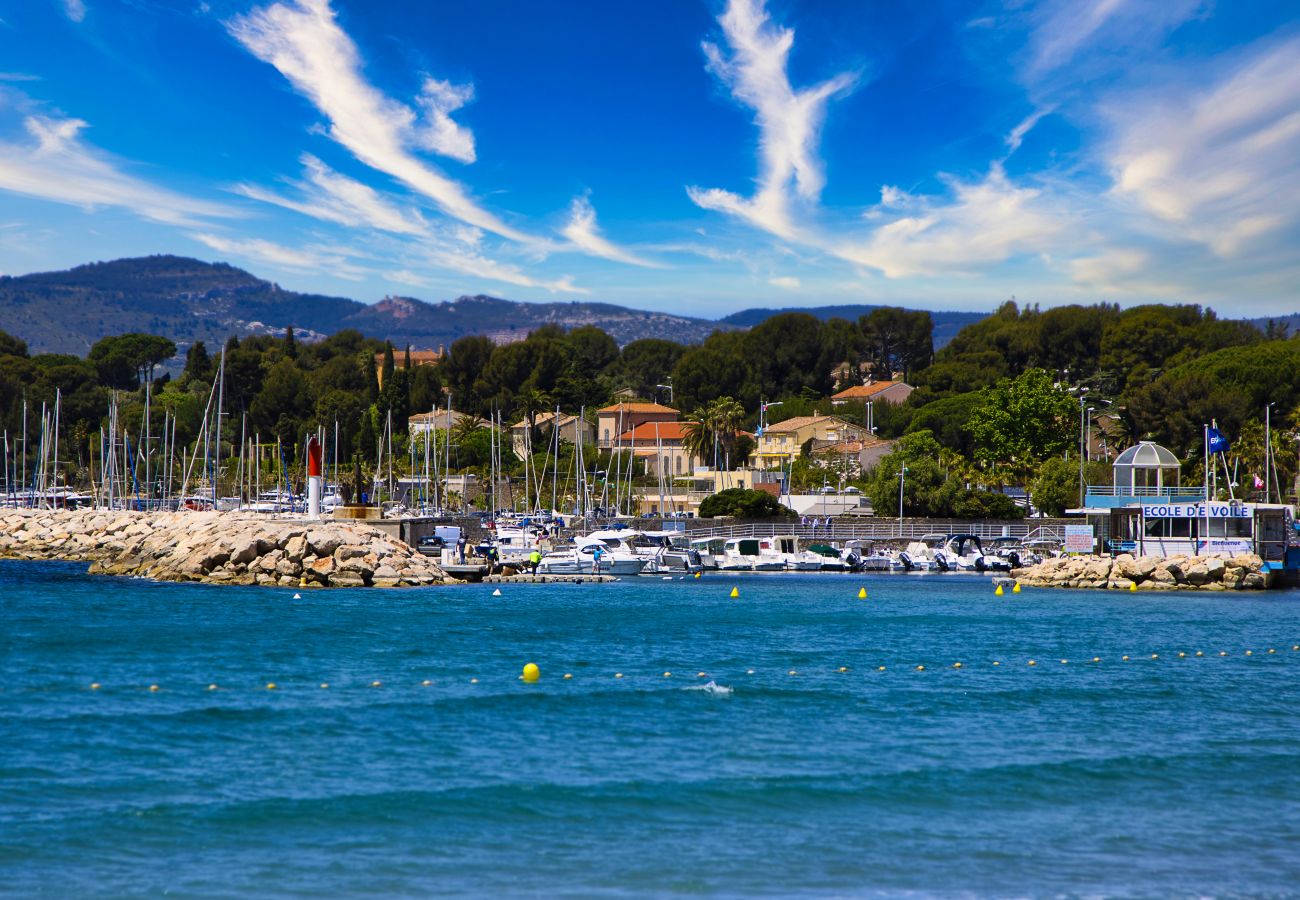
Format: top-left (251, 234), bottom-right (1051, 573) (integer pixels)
top-left (1, 0), bottom-right (1297, 317)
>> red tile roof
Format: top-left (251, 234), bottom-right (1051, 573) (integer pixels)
top-left (617, 421), bottom-right (691, 443)
top-left (598, 402), bottom-right (678, 414)
top-left (831, 380), bottom-right (908, 400)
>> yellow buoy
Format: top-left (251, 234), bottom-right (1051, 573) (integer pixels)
top-left (789, 669), bottom-right (798, 676)
top-left (838, 666), bottom-right (848, 673)
top-left (1092, 657), bottom-right (1101, 663)
top-left (1028, 660), bottom-right (1037, 666)
top-left (1268, 648), bottom-right (1276, 654)
top-left (994, 584), bottom-right (1004, 596)
top-left (1151, 653), bottom-right (1159, 660)
top-left (1195, 651), bottom-right (1203, 657)
top-left (563, 673), bottom-right (573, 680)
top-left (746, 669), bottom-right (755, 675)
top-left (1122, 655), bottom-right (1130, 661)
top-left (149, 684), bottom-right (160, 692)
top-left (1012, 582), bottom-right (1021, 594)
top-left (320, 683), bottom-right (329, 689)
top-left (992, 661), bottom-right (1000, 666)
top-left (521, 663), bottom-right (540, 683)
top-left (1060, 659), bottom-right (1068, 665)
top-left (1178, 652), bottom-right (1185, 658)
top-left (953, 662), bottom-right (963, 669)
top-left (207, 684), bottom-right (218, 691)
top-left (693, 571), bottom-right (701, 579)
top-left (1219, 651), bottom-right (1227, 656)
top-left (697, 671), bottom-right (707, 678)
top-left (729, 586), bottom-right (739, 599)
top-left (614, 673), bottom-right (624, 679)
top-left (90, 682), bottom-right (101, 690)
top-left (1245, 650), bottom-right (1253, 656)
top-left (915, 665), bottom-right (925, 671)
top-left (371, 680), bottom-right (382, 687)
top-left (421, 679), bottom-right (432, 686)
top-left (1129, 581), bottom-right (1138, 592)
top-left (266, 682), bottom-right (277, 690)
top-left (857, 587), bottom-right (867, 599)
top-left (878, 665), bottom-right (886, 671)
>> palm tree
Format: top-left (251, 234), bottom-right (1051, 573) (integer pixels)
top-left (681, 410), bottom-right (711, 466)
top-left (706, 396), bottom-right (745, 470)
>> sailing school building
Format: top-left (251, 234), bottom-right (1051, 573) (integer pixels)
top-left (1075, 441), bottom-right (1298, 571)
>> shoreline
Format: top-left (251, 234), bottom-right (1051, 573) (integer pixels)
top-left (0, 508), bottom-right (453, 588)
top-left (1012, 552), bottom-right (1273, 590)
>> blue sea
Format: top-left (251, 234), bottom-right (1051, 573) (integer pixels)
top-left (3, 559), bottom-right (1299, 898)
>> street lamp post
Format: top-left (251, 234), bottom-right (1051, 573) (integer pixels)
top-left (1075, 388), bottom-right (1089, 507)
top-left (898, 465), bottom-right (908, 525)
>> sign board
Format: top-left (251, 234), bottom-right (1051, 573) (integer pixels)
top-left (1063, 524), bottom-right (1095, 554)
top-left (1141, 502), bottom-right (1250, 519)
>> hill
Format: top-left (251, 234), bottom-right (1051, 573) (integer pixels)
top-left (0, 256), bottom-right (730, 355)
top-left (0, 255), bottom-right (994, 356)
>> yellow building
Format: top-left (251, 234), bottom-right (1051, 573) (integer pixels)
top-left (755, 415), bottom-right (871, 469)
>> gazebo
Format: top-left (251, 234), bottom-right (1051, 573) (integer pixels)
top-left (1112, 441), bottom-right (1180, 496)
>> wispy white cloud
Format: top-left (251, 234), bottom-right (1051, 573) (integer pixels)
top-left (1023, 0), bottom-right (1206, 79)
top-left (687, 0), bottom-right (857, 239)
top-left (560, 195), bottom-right (662, 268)
top-left (0, 115), bottom-right (235, 225)
top-left (769, 275), bottom-right (800, 289)
top-left (1105, 36), bottom-right (1300, 257)
top-left (234, 153), bottom-right (428, 236)
top-left (0, 73), bottom-right (40, 82)
top-left (414, 78), bottom-right (476, 164)
top-left (190, 231), bottom-right (370, 279)
top-left (63, 0), bottom-right (87, 24)
top-left (840, 165), bottom-right (1065, 278)
top-left (227, 0), bottom-right (531, 243)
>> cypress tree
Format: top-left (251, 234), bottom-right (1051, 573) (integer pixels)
top-left (382, 341), bottom-right (396, 387)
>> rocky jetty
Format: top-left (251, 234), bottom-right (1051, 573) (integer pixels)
top-left (1013, 552), bottom-right (1272, 591)
top-left (0, 508), bottom-right (455, 588)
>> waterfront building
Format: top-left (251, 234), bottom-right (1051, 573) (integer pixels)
top-left (596, 402), bottom-right (678, 449)
top-left (1076, 440), bottom-right (1296, 568)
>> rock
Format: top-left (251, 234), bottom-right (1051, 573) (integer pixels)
top-left (329, 571), bottom-right (367, 587)
top-left (1204, 557), bottom-right (1226, 581)
top-left (1184, 563), bottom-right (1209, 586)
top-left (284, 535), bottom-right (308, 561)
top-left (309, 556), bottom-right (336, 578)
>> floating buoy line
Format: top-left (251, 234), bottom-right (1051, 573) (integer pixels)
top-left (56, 643), bottom-right (1299, 695)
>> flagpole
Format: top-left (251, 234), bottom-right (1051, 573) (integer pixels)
top-left (1203, 424), bottom-right (1209, 555)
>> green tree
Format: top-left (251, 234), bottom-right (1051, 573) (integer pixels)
top-left (967, 368), bottom-right (1075, 478)
top-left (698, 487), bottom-right (794, 518)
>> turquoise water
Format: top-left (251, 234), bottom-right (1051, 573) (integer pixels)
top-left (3, 560), bottom-right (1300, 898)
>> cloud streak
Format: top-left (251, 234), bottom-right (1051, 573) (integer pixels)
top-left (227, 0), bottom-right (531, 243)
top-left (687, 0), bottom-right (857, 239)
top-left (1106, 36), bottom-right (1300, 257)
top-left (560, 195), bottom-right (662, 268)
top-left (0, 115), bottom-right (235, 226)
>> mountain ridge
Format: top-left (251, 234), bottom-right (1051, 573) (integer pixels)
top-left (0, 254), bottom-right (987, 356)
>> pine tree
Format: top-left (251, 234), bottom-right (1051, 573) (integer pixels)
top-left (284, 325), bottom-right (297, 358)
top-left (382, 341), bottom-right (396, 387)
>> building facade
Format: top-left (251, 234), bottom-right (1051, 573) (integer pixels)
top-left (755, 415), bottom-right (872, 469)
top-left (597, 402), bottom-right (679, 449)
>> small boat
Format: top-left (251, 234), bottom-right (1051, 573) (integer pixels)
top-left (720, 538), bottom-right (760, 571)
top-left (536, 537), bottom-right (647, 576)
top-left (941, 534), bottom-right (1012, 572)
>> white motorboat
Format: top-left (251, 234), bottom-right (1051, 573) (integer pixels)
top-left (720, 538), bottom-right (760, 571)
top-left (842, 540), bottom-right (893, 572)
top-left (689, 537), bottom-right (727, 571)
top-left (763, 536), bottom-right (821, 571)
top-left (941, 534), bottom-right (1012, 572)
top-left (536, 537), bottom-right (647, 576)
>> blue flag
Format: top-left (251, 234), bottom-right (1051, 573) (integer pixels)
top-left (1207, 426), bottom-right (1230, 455)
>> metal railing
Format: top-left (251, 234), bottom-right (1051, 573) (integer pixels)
top-left (1084, 484), bottom-right (1201, 498)
top-left (673, 519), bottom-right (1071, 543)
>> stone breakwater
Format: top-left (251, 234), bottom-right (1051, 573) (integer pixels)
top-left (0, 509), bottom-right (454, 588)
top-left (1013, 552), bottom-right (1272, 591)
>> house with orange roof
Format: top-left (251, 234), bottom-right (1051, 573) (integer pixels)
top-left (830, 378), bottom-right (913, 406)
top-left (615, 420), bottom-right (703, 478)
top-left (755, 415), bottom-right (872, 469)
top-left (376, 347), bottom-right (445, 388)
top-left (596, 401), bottom-right (679, 449)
